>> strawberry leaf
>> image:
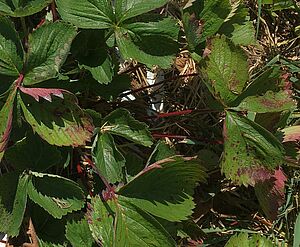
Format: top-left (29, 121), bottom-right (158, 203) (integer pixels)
top-left (87, 195), bottom-right (176, 246)
top-left (27, 172), bottom-right (85, 219)
top-left (117, 157), bottom-right (207, 222)
top-left (23, 22), bottom-right (77, 85)
top-left (19, 86), bottom-right (64, 102)
top-left (0, 16), bottom-right (23, 77)
top-left (222, 111), bottom-right (285, 186)
top-left (19, 91), bottom-right (94, 147)
top-left (92, 132), bottom-right (125, 184)
top-left (225, 233), bottom-right (273, 247)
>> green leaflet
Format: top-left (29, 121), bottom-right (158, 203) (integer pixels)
top-left (19, 92), bottom-right (94, 147)
top-left (114, 0), bottom-right (169, 22)
top-left (0, 0), bottom-right (52, 17)
top-left (23, 22), bottom-right (77, 85)
top-left (222, 111), bottom-right (285, 186)
top-left (234, 90), bottom-right (296, 113)
top-left (202, 36), bottom-right (249, 106)
top-left (65, 218), bottom-right (95, 247)
top-left (55, 0), bottom-right (114, 29)
top-left (87, 195), bottom-right (176, 247)
top-left (225, 233), bottom-right (274, 247)
top-left (117, 157), bottom-right (206, 222)
top-left (27, 172), bottom-right (85, 219)
top-left (92, 132), bottom-right (126, 184)
top-left (0, 16), bottom-right (23, 76)
top-left (5, 133), bottom-right (62, 172)
top-left (103, 108), bottom-right (153, 147)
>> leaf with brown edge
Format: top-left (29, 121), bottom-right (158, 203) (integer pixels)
top-left (255, 168), bottom-right (287, 221)
top-left (281, 126), bottom-right (300, 143)
top-left (222, 111), bottom-right (285, 186)
top-left (19, 86), bottom-right (65, 102)
top-left (0, 86), bottom-right (17, 159)
top-left (18, 91), bottom-right (94, 147)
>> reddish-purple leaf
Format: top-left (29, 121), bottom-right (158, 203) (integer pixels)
top-left (281, 126), bottom-right (300, 143)
top-left (255, 168), bottom-right (287, 221)
top-left (19, 86), bottom-right (65, 102)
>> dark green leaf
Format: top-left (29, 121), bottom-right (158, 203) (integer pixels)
top-left (56, 0), bottom-right (114, 29)
top-left (27, 172), bottom-right (85, 219)
top-left (92, 132), bottom-right (125, 184)
top-left (0, 16), bottom-right (23, 76)
top-left (23, 22), bottom-right (77, 85)
top-left (104, 108), bottom-right (153, 147)
top-left (66, 218), bottom-right (95, 247)
top-left (5, 133), bottom-right (62, 171)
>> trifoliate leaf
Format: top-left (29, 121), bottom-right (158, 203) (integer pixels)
top-left (27, 172), bottom-right (85, 219)
top-left (117, 157), bottom-right (206, 222)
top-left (222, 111), bottom-right (285, 186)
top-left (23, 22), bottom-right (77, 85)
top-left (104, 108), bottom-right (153, 147)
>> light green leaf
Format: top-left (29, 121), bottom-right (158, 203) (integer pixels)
top-left (234, 90), bottom-right (296, 113)
top-left (5, 133), bottom-right (62, 171)
top-left (225, 233), bottom-right (274, 247)
top-left (88, 195), bottom-right (176, 247)
top-left (19, 92), bottom-right (94, 147)
top-left (117, 157), bottom-right (206, 222)
top-left (104, 108), bottom-right (153, 147)
top-left (66, 218), bottom-right (95, 247)
top-left (203, 36), bottom-right (249, 106)
top-left (0, 16), bottom-right (23, 76)
top-left (0, 86), bottom-right (17, 159)
top-left (199, 0), bottom-right (231, 42)
top-left (56, 0), bottom-right (114, 29)
top-left (92, 132), bottom-right (125, 184)
top-left (222, 111), bottom-right (285, 186)
top-left (294, 212), bottom-right (300, 247)
top-left (116, 16), bottom-right (179, 68)
top-left (27, 172), bottom-right (85, 219)
top-left (23, 22), bottom-right (77, 85)
top-left (115, 0), bottom-right (169, 22)
top-left (8, 173), bottom-right (30, 237)
top-left (0, 0), bottom-right (52, 17)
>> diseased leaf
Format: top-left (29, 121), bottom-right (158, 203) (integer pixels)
top-left (19, 92), bottom-right (94, 147)
top-left (5, 133), bottom-right (62, 172)
top-left (116, 17), bottom-right (179, 69)
top-left (255, 168), bottom-right (287, 220)
top-left (23, 22), bottom-right (77, 85)
top-left (225, 233), bottom-right (274, 247)
top-left (0, 0), bottom-right (52, 17)
top-left (203, 36), bottom-right (249, 106)
top-left (92, 132), bottom-right (125, 184)
top-left (56, 0), bottom-right (114, 29)
top-left (0, 86), bottom-right (17, 159)
top-left (281, 126), bottom-right (300, 143)
top-left (222, 111), bottom-right (285, 186)
top-left (117, 157), bottom-right (206, 222)
top-left (104, 108), bottom-right (153, 147)
top-left (115, 0), bottom-right (169, 22)
top-left (0, 16), bottom-right (23, 76)
top-left (234, 91), bottom-right (296, 113)
top-left (182, 12), bottom-right (203, 51)
top-left (65, 218), bottom-right (95, 247)
top-left (27, 172), bottom-right (85, 219)
top-left (87, 195), bottom-right (176, 247)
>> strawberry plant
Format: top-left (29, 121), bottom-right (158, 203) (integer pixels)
top-left (0, 0), bottom-right (299, 246)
